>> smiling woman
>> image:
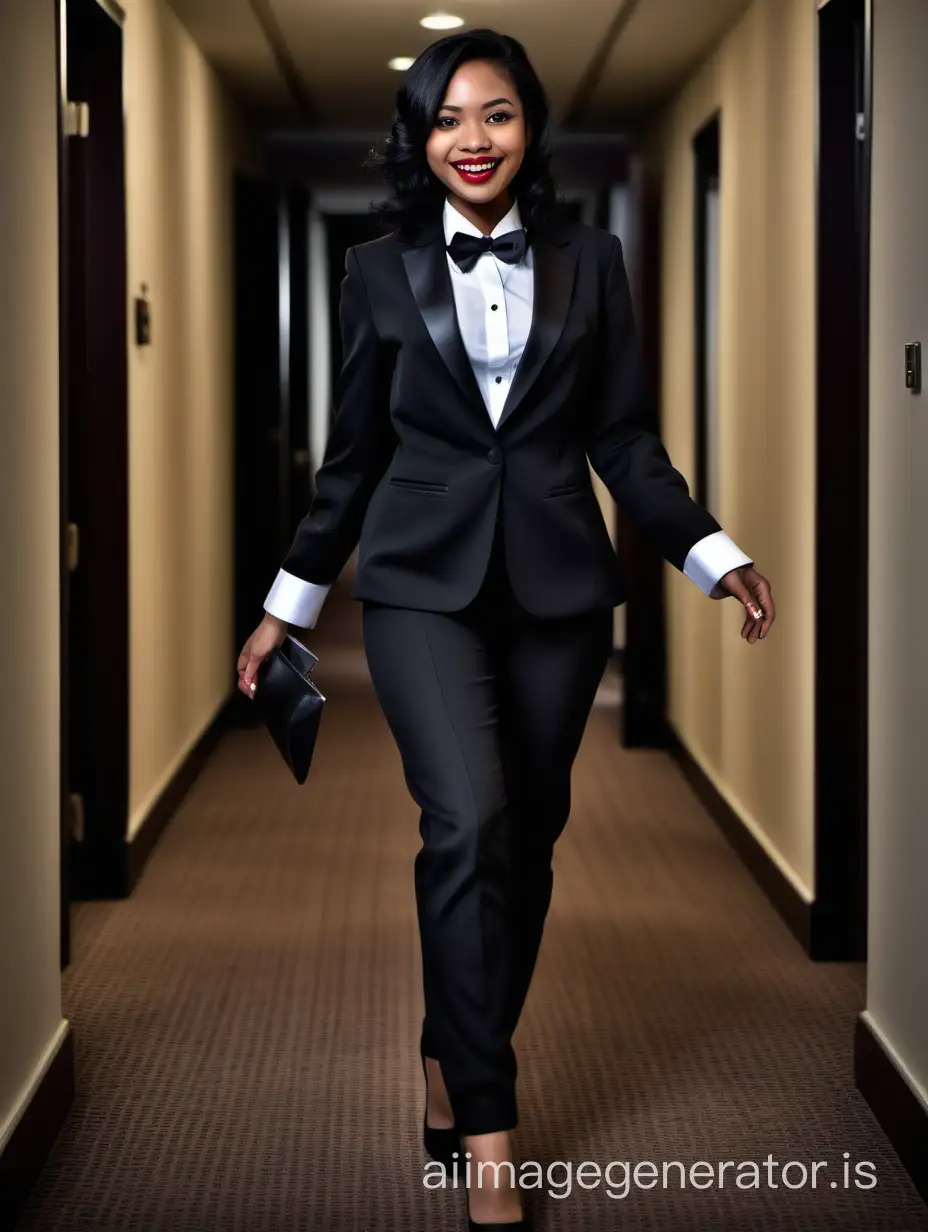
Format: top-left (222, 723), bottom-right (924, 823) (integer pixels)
top-left (237, 25), bottom-right (775, 1232)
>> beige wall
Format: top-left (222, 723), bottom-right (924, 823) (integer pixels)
top-left (645, 0), bottom-right (817, 896)
top-left (0, 0), bottom-right (259, 1162)
top-left (122, 0), bottom-right (260, 837)
top-left (0, 0), bottom-right (70, 1150)
top-left (865, 0), bottom-right (928, 1105)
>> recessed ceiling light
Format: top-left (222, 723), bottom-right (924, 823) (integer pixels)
top-left (388, 56), bottom-right (415, 71)
top-left (420, 12), bottom-right (464, 29)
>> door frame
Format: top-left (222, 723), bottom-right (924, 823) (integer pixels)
top-left (692, 112), bottom-right (721, 514)
top-left (57, 0), bottom-right (71, 969)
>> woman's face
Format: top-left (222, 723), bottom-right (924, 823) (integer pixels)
top-left (425, 59), bottom-right (529, 212)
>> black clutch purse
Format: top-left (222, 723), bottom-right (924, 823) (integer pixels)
top-left (253, 633), bottom-right (326, 785)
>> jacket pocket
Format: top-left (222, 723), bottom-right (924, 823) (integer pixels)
top-left (544, 481), bottom-right (585, 498)
top-left (388, 476), bottom-right (449, 495)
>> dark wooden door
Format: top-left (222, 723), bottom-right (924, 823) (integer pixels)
top-left (232, 178), bottom-right (312, 721)
top-left (813, 0), bottom-right (870, 960)
top-left (61, 0), bottom-right (130, 908)
top-left (322, 212), bottom-right (386, 426)
top-left (619, 155), bottom-right (668, 748)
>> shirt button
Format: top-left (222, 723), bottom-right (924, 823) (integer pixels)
top-left (487, 447), bottom-right (501, 464)
top-left (491, 303), bottom-right (499, 311)
top-left (495, 376), bottom-right (502, 384)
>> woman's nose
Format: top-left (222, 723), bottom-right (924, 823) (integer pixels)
top-left (458, 123), bottom-right (491, 152)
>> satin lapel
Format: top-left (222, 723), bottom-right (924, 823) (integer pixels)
top-left (496, 231), bottom-right (578, 432)
top-left (401, 236), bottom-right (486, 413)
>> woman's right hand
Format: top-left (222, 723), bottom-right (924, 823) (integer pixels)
top-left (236, 613), bottom-right (288, 699)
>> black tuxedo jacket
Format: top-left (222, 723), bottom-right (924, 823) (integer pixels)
top-left (278, 214), bottom-right (722, 618)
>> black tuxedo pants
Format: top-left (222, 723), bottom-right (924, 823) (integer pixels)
top-left (361, 510), bottom-right (613, 1135)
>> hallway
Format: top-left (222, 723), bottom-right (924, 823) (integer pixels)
top-left (16, 583), bottom-right (926, 1232)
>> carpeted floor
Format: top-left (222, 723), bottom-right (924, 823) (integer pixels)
top-left (17, 578), bottom-right (928, 1232)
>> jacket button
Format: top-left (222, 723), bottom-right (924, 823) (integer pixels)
top-left (487, 447), bottom-right (501, 464)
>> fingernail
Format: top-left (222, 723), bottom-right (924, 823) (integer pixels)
top-left (249, 682), bottom-right (256, 692)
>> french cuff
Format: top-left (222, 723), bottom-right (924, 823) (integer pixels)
top-left (263, 570), bottom-right (331, 628)
top-left (683, 531), bottom-right (754, 599)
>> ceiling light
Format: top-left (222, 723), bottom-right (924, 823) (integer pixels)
top-left (388, 56), bottom-right (415, 71)
top-left (420, 12), bottom-right (464, 29)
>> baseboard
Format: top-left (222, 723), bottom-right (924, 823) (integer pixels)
top-left (0, 1025), bottom-right (74, 1228)
top-left (855, 1014), bottom-right (928, 1205)
top-left (126, 691), bottom-right (237, 891)
top-left (72, 692), bottom-right (236, 899)
top-left (664, 722), bottom-right (812, 954)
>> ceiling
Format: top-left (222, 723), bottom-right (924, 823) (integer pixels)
top-left (165, 0), bottom-right (751, 131)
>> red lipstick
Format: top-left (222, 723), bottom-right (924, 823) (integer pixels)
top-left (452, 158), bottom-right (502, 185)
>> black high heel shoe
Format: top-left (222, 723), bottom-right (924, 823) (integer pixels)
top-left (419, 1040), bottom-right (461, 1168)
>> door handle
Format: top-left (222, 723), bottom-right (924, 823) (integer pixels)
top-left (67, 523), bottom-right (80, 572)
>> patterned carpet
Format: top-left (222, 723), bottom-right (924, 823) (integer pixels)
top-left (17, 578), bottom-right (928, 1232)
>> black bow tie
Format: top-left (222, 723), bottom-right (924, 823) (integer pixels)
top-left (447, 229), bottom-right (527, 273)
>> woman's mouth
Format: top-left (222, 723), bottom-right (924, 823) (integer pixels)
top-left (452, 158), bottom-right (502, 185)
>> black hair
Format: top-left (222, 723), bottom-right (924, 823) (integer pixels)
top-left (367, 29), bottom-right (559, 239)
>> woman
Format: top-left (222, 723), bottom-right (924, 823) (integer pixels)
top-left (237, 28), bottom-right (775, 1230)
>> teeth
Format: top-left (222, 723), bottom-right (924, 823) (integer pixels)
top-left (458, 162), bottom-right (498, 173)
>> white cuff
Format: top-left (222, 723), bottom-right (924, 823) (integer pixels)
top-left (683, 531), bottom-right (754, 598)
top-left (263, 569), bottom-right (331, 628)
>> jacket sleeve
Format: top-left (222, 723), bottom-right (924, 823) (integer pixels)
top-left (584, 234), bottom-right (724, 574)
top-left (263, 246), bottom-right (397, 623)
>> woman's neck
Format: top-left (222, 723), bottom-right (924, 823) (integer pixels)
top-left (447, 190), bottom-right (513, 236)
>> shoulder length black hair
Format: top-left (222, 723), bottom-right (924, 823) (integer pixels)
top-left (369, 29), bottom-right (559, 239)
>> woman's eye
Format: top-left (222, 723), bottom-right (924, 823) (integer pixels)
top-left (435, 112), bottom-right (512, 129)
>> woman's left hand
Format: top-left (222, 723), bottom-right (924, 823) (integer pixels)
top-left (717, 566), bottom-right (775, 643)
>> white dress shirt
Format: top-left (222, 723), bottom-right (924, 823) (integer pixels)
top-left (263, 197), bottom-right (752, 628)
top-left (444, 198), bottom-right (534, 426)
